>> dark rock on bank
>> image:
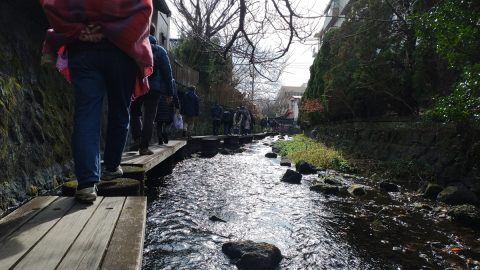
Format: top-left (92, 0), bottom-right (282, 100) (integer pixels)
top-left (310, 183), bottom-right (340, 195)
top-left (437, 186), bottom-right (478, 205)
top-left (322, 177), bottom-right (342, 186)
top-left (281, 169), bottom-right (302, 184)
top-left (448, 204), bottom-right (480, 229)
top-left (222, 240), bottom-right (282, 270)
top-left (379, 181), bottom-right (399, 192)
top-left (209, 215), bottom-right (227, 223)
top-left (347, 184), bottom-right (370, 197)
top-left (423, 183), bottom-right (443, 199)
top-left (265, 152), bottom-right (278, 158)
top-left (280, 159), bottom-right (291, 167)
top-left (295, 160), bottom-right (316, 175)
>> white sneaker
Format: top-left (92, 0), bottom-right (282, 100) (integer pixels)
top-left (75, 185), bottom-right (97, 203)
top-left (101, 166), bottom-right (123, 180)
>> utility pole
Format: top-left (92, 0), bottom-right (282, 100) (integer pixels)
top-left (250, 66), bottom-right (255, 102)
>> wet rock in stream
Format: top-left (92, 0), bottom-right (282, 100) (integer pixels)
top-left (280, 158), bottom-right (291, 167)
top-left (265, 152), bottom-right (278, 158)
top-left (423, 183), bottom-right (443, 199)
top-left (222, 240), bottom-right (282, 270)
top-left (379, 181), bottom-right (399, 192)
top-left (448, 204), bottom-right (480, 230)
top-left (310, 183), bottom-right (341, 195)
top-left (437, 186), bottom-right (478, 205)
top-left (321, 176), bottom-right (342, 186)
top-left (295, 160), bottom-right (317, 174)
top-left (281, 169), bottom-right (302, 184)
top-left (209, 215), bottom-right (227, 223)
top-left (347, 184), bottom-right (371, 197)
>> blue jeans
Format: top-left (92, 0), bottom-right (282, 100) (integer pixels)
top-left (69, 43), bottom-right (136, 186)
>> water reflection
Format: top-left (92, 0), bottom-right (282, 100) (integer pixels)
top-left (143, 137), bottom-right (480, 270)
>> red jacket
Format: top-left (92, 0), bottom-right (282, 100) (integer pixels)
top-left (40, 0), bottom-right (154, 98)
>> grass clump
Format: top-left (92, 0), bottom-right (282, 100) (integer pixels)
top-left (273, 135), bottom-right (350, 171)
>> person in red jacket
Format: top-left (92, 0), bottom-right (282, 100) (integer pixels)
top-left (40, 0), bottom-right (153, 203)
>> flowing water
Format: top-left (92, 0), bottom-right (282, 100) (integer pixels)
top-left (143, 137), bottom-right (480, 270)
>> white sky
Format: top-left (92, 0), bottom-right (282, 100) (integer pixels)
top-left (167, 0), bottom-right (329, 88)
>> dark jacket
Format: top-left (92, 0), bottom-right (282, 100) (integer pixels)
top-left (156, 80), bottom-right (180, 123)
top-left (181, 89), bottom-right (200, 117)
top-left (148, 35), bottom-right (173, 96)
top-left (211, 104), bottom-right (223, 120)
top-left (222, 110), bottom-right (233, 123)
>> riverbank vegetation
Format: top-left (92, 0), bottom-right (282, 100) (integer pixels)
top-left (273, 135), bottom-right (349, 171)
top-left (301, 0), bottom-right (479, 125)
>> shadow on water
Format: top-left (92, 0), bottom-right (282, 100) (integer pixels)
top-left (143, 137), bottom-right (480, 270)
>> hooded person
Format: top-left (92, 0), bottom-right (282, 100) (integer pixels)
top-left (130, 26), bottom-right (173, 154)
top-left (180, 86), bottom-right (200, 137)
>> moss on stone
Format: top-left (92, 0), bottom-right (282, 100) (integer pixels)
top-left (63, 180), bottom-right (79, 188)
top-left (27, 185), bottom-right (39, 197)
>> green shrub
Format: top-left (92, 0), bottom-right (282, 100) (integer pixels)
top-left (273, 135), bottom-right (349, 171)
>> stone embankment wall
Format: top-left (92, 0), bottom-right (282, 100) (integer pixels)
top-left (0, 2), bottom-right (74, 215)
top-left (309, 121), bottom-right (479, 192)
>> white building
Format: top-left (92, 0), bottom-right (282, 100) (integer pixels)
top-left (152, 0), bottom-right (171, 50)
top-left (275, 84), bottom-right (307, 120)
top-left (289, 95), bottom-right (303, 121)
top-left (314, 0), bottom-right (354, 50)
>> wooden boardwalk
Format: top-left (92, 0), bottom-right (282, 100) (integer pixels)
top-left (0, 196), bottom-right (146, 270)
top-left (120, 140), bottom-right (186, 171)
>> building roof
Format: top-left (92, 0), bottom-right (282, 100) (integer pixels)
top-left (275, 84), bottom-right (307, 102)
top-left (154, 0), bottom-right (171, 16)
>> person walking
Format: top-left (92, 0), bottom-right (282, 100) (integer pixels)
top-left (249, 109), bottom-right (255, 134)
top-left (40, 0), bottom-right (153, 203)
top-left (241, 106), bottom-right (251, 134)
top-left (130, 27), bottom-right (173, 155)
top-left (211, 103), bottom-right (223, 135)
top-left (222, 109), bottom-right (233, 135)
top-left (156, 79), bottom-right (180, 144)
top-left (181, 86), bottom-right (200, 137)
top-left (233, 107), bottom-right (243, 135)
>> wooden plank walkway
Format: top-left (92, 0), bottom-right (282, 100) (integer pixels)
top-left (0, 196), bottom-right (146, 270)
top-left (120, 140), bottom-right (186, 171)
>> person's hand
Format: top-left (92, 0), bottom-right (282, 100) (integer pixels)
top-left (79, 24), bottom-right (104, 42)
top-left (165, 96), bottom-right (173, 104)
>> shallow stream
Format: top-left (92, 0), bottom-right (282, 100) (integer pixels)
top-left (143, 137), bottom-right (480, 269)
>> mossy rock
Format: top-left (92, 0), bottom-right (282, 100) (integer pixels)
top-left (320, 175), bottom-right (342, 186)
top-left (97, 178), bottom-right (141, 197)
top-left (27, 185), bottom-right (39, 197)
top-left (62, 180), bottom-right (78, 196)
top-left (423, 183), bottom-right (443, 199)
top-left (310, 183), bottom-right (340, 195)
top-left (348, 184), bottom-right (369, 197)
top-left (448, 204), bottom-right (480, 230)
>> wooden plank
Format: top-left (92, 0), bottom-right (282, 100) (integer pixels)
top-left (0, 196), bottom-right (57, 243)
top-left (56, 197), bottom-right (126, 270)
top-left (101, 197), bottom-right (146, 270)
top-left (0, 197), bottom-right (75, 269)
top-left (13, 198), bottom-right (103, 270)
top-left (121, 140), bottom-right (186, 171)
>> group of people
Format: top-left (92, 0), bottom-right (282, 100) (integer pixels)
top-left (39, 0), bottom-right (199, 203)
top-left (211, 104), bottom-right (255, 135)
top-left (129, 25), bottom-right (200, 155)
top-left (260, 117), bottom-right (280, 132)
